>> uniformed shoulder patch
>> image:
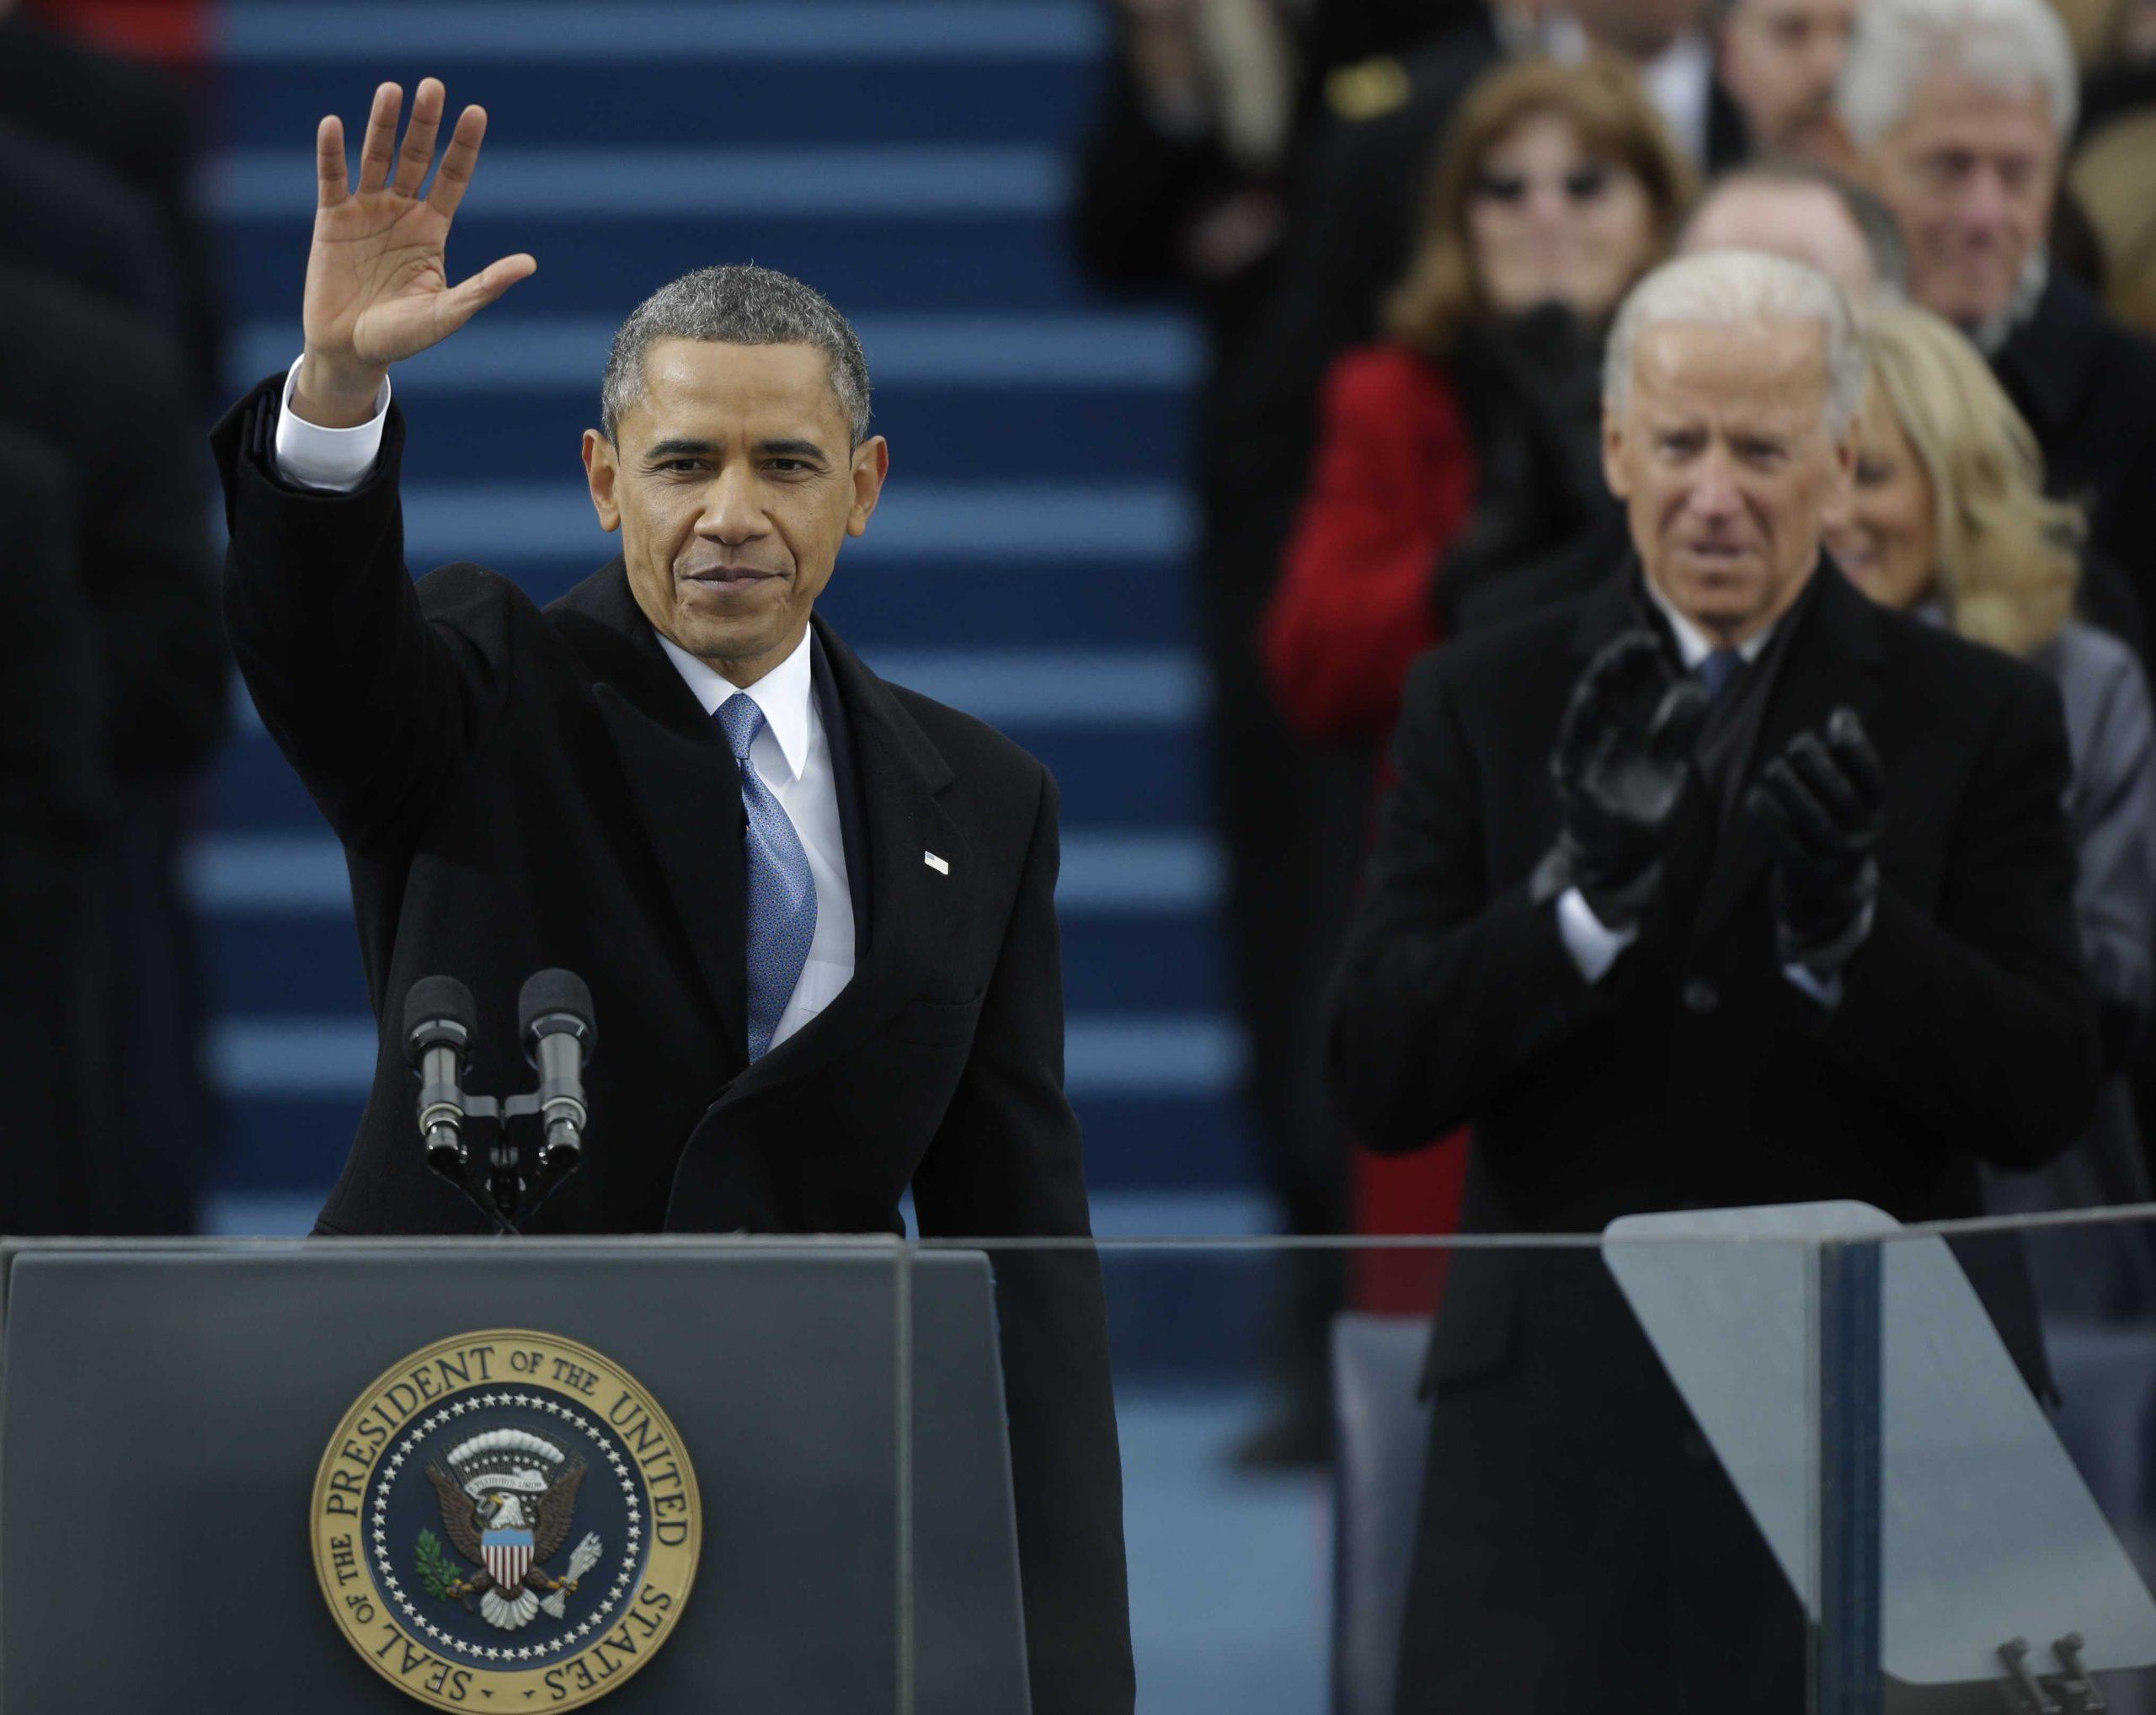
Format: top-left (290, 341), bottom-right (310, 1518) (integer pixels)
top-left (312, 1329), bottom-right (700, 1708)
top-left (1326, 55), bottom-right (1411, 122)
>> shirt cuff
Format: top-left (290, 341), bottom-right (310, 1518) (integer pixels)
top-left (1783, 963), bottom-right (1844, 1009)
top-left (1556, 886), bottom-right (1637, 984)
top-left (272, 353), bottom-right (392, 492)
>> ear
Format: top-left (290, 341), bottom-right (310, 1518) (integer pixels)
top-left (846, 435), bottom-right (890, 539)
top-left (582, 429), bottom-right (622, 534)
top-left (1833, 414), bottom-right (1859, 485)
top-left (1602, 402), bottom-right (1632, 500)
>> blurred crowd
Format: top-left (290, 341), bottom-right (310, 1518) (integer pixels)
top-left (0, 0), bottom-right (227, 1235)
top-left (1075, 0), bottom-right (2156, 1458)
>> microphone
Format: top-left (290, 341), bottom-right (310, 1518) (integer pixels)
top-left (404, 975), bottom-right (479, 1178)
top-left (519, 968), bottom-right (595, 1173)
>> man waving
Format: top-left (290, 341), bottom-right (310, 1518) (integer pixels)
top-left (216, 80), bottom-right (1133, 1710)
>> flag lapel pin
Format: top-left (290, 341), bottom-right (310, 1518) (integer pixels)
top-left (924, 851), bottom-right (950, 875)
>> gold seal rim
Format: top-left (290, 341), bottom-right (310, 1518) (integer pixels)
top-left (310, 1328), bottom-right (701, 1711)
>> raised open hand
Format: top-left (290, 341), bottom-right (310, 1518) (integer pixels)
top-left (296, 78), bottom-right (534, 425)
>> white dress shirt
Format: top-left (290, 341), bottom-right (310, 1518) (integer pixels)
top-left (271, 355), bottom-right (856, 1050)
top-left (1555, 576), bottom-right (1838, 1006)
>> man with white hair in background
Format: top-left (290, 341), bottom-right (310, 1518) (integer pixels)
top-left (1842, 0), bottom-right (2156, 612)
top-left (1326, 250), bottom-right (2094, 1712)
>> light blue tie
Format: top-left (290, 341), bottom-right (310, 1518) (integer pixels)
top-left (717, 694), bottom-right (817, 1061)
top-left (1697, 648), bottom-right (1745, 704)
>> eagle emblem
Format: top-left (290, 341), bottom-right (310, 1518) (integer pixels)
top-left (420, 1428), bottom-right (602, 1631)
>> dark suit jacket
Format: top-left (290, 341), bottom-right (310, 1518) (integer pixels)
top-left (0, 11), bottom-right (220, 400)
top-left (0, 267), bottom-right (225, 776)
top-left (1326, 565), bottom-right (2096, 1712)
top-left (0, 425), bottom-right (114, 1236)
top-left (0, 118), bottom-right (181, 338)
top-left (0, 268), bottom-right (225, 1237)
top-left (212, 376), bottom-right (1134, 1713)
top-left (1994, 270), bottom-right (2156, 630)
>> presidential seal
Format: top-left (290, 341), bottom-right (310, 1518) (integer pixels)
top-left (312, 1330), bottom-right (700, 1708)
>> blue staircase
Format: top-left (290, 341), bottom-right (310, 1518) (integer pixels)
top-left (194, 0), bottom-right (1257, 1231)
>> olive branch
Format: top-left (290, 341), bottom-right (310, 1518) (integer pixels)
top-left (414, 1529), bottom-right (463, 1600)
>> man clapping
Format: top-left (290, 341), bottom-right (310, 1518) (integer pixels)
top-left (1326, 249), bottom-right (2095, 1713)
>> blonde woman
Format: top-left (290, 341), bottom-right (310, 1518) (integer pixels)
top-left (1828, 302), bottom-right (2156, 1313)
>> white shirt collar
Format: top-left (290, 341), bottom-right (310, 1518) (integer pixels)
top-left (1972, 250), bottom-right (2050, 356)
top-left (654, 624), bottom-right (817, 783)
top-left (1641, 572), bottom-right (1785, 669)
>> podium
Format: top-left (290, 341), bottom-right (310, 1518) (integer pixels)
top-left (0, 1237), bottom-right (1032, 1712)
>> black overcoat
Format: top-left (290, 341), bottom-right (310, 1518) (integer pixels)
top-left (213, 377), bottom-right (1134, 1713)
top-left (1327, 564), bottom-right (2098, 1712)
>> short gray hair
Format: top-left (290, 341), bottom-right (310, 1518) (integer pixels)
top-left (600, 264), bottom-right (872, 446)
top-left (1604, 250), bottom-right (1867, 435)
top-left (1838, 0), bottom-right (2078, 147)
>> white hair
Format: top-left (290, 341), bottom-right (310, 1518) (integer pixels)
top-left (1604, 249), bottom-right (1866, 435)
top-left (1838, 0), bottom-right (2077, 147)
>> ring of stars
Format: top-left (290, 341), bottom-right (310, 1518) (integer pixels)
top-left (367, 1389), bottom-right (650, 1664)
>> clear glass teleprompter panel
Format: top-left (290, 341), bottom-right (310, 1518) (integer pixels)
top-left (1830, 1206), bottom-right (2156, 1715)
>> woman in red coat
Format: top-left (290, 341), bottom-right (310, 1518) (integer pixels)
top-left (1263, 56), bottom-right (1694, 1307)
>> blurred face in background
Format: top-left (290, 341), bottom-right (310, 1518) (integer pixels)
top-left (1680, 178), bottom-right (1880, 301)
top-left (1469, 111), bottom-right (1659, 322)
top-left (1571, 0), bottom-right (1712, 60)
top-left (1719, 0), bottom-right (1862, 160)
top-left (1865, 71), bottom-right (2057, 327)
top-left (1824, 389), bottom-right (1938, 607)
top-left (1604, 318), bottom-right (1854, 644)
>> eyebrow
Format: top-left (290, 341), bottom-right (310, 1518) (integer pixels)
top-left (640, 435), bottom-right (832, 463)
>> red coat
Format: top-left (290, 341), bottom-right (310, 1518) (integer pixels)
top-left (1263, 344), bottom-right (1481, 1311)
top-left (1263, 344), bottom-right (1479, 745)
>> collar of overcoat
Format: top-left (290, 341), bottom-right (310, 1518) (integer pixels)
top-left (1567, 554), bottom-right (1886, 939)
top-left (548, 559), bottom-right (969, 1108)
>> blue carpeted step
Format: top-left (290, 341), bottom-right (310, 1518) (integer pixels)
top-left (211, 59), bottom-right (1094, 151)
top-left (213, 213), bottom-right (1100, 318)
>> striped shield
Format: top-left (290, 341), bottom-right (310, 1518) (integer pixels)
top-left (482, 1528), bottom-right (535, 1592)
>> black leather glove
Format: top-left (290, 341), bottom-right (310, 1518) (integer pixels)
top-left (1532, 632), bottom-right (1708, 927)
top-left (1745, 707), bottom-right (1884, 978)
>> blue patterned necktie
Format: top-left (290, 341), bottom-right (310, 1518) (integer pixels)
top-left (717, 693), bottom-right (817, 1061)
top-left (1697, 648), bottom-right (1745, 704)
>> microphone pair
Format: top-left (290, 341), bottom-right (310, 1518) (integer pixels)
top-left (403, 970), bottom-right (596, 1230)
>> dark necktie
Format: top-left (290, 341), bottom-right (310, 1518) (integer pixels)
top-left (1697, 648), bottom-right (1745, 704)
